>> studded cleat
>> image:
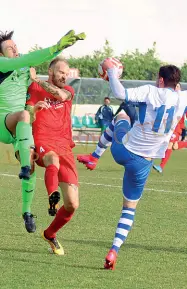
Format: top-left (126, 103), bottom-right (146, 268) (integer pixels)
top-left (41, 231), bottom-right (64, 255)
top-left (153, 165), bottom-right (163, 174)
top-left (23, 212), bottom-right (36, 233)
top-left (48, 191), bottom-right (60, 216)
top-left (77, 154), bottom-right (98, 170)
top-left (19, 166), bottom-right (31, 180)
top-left (104, 249), bottom-right (117, 270)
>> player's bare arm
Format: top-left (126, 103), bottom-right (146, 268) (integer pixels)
top-left (30, 68), bottom-right (72, 101)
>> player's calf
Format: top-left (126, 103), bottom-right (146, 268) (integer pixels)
top-left (64, 193), bottom-right (79, 212)
top-left (6, 111), bottom-right (32, 179)
top-left (43, 152), bottom-right (60, 215)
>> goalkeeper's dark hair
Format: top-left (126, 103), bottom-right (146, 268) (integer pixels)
top-left (0, 31), bottom-right (14, 53)
top-left (49, 56), bottom-right (69, 68)
top-left (159, 65), bottom-right (181, 89)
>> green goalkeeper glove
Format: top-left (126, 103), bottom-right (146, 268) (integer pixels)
top-left (75, 32), bottom-right (86, 41)
top-left (49, 30), bottom-right (86, 55)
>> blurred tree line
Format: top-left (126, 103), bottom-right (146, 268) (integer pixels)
top-left (30, 40), bottom-right (187, 82)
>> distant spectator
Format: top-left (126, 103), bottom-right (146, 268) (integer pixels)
top-left (95, 97), bottom-right (114, 132)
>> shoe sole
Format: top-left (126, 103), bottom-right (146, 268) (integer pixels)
top-left (77, 159), bottom-right (95, 170)
top-left (19, 174), bottom-right (30, 180)
top-left (23, 216), bottom-right (36, 233)
top-left (48, 191), bottom-right (60, 216)
top-left (153, 166), bottom-right (162, 173)
top-left (41, 231), bottom-right (64, 255)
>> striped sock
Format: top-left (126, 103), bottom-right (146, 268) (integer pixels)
top-left (92, 120), bottom-right (114, 158)
top-left (111, 207), bottom-right (136, 253)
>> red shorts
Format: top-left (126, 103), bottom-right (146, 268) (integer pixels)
top-left (34, 141), bottom-right (78, 186)
top-left (170, 133), bottom-right (180, 143)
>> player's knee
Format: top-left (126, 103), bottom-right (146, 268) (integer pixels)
top-left (115, 112), bottom-right (130, 123)
top-left (43, 153), bottom-right (60, 169)
top-left (50, 155), bottom-right (60, 168)
top-left (168, 142), bottom-right (173, 150)
top-left (65, 185), bottom-right (79, 212)
top-left (65, 199), bottom-right (79, 212)
top-left (18, 110), bottom-right (30, 123)
top-left (172, 142), bottom-right (178, 150)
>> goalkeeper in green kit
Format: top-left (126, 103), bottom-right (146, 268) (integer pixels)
top-left (0, 30), bottom-right (85, 233)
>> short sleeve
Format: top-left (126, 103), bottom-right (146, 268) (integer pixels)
top-left (26, 82), bottom-right (42, 106)
top-left (126, 85), bottom-right (151, 103)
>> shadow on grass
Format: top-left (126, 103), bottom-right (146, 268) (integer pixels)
top-left (63, 238), bottom-right (187, 254)
top-left (0, 247), bottom-right (44, 254)
top-left (65, 264), bottom-right (102, 270)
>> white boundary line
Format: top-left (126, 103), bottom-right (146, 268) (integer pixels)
top-left (78, 175), bottom-right (182, 184)
top-left (0, 172), bottom-right (187, 195)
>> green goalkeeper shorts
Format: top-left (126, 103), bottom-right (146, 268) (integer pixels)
top-left (0, 114), bottom-right (16, 144)
top-left (0, 113), bottom-right (34, 152)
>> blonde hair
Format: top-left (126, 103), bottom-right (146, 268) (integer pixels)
top-left (49, 56), bottom-right (69, 68)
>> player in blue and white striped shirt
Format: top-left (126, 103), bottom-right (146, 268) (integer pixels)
top-left (78, 61), bottom-right (187, 270)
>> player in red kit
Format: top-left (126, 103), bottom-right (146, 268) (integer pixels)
top-left (153, 115), bottom-right (187, 172)
top-left (153, 84), bottom-right (187, 173)
top-left (26, 58), bottom-right (78, 255)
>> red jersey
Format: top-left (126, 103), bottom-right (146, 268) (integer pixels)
top-left (174, 115), bottom-right (185, 135)
top-left (27, 82), bottom-right (75, 147)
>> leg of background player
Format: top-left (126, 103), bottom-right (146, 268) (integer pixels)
top-left (173, 141), bottom-right (187, 149)
top-left (153, 142), bottom-right (173, 173)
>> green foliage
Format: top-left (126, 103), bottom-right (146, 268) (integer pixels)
top-left (68, 40), bottom-right (115, 78)
top-left (120, 42), bottom-right (163, 80)
top-left (29, 41), bottom-right (187, 83)
top-left (181, 63), bottom-right (187, 82)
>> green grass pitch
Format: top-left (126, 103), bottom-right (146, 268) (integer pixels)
top-left (0, 143), bottom-right (187, 289)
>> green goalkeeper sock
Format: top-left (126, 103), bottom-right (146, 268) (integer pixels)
top-left (16, 122), bottom-right (32, 167)
top-left (22, 171), bottom-right (36, 214)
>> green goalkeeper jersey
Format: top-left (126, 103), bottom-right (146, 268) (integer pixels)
top-left (0, 48), bottom-right (58, 115)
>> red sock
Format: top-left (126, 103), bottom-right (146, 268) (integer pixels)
top-left (44, 206), bottom-right (74, 239)
top-left (45, 165), bottom-right (59, 196)
top-left (177, 141), bottom-right (187, 149)
top-left (160, 149), bottom-right (172, 169)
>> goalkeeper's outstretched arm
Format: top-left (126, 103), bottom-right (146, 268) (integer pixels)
top-left (0, 30), bottom-right (86, 73)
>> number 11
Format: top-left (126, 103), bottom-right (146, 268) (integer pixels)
top-left (152, 105), bottom-right (175, 133)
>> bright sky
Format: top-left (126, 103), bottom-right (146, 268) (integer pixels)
top-left (1, 0), bottom-right (186, 65)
